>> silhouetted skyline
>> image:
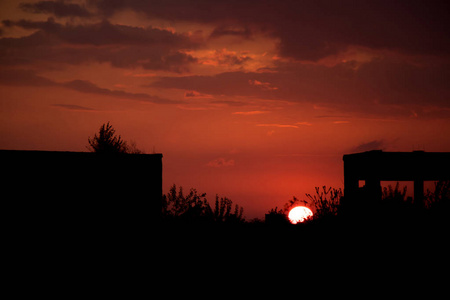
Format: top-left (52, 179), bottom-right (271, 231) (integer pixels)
top-left (1, 1), bottom-right (450, 219)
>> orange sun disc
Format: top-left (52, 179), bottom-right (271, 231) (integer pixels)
top-left (288, 206), bottom-right (313, 224)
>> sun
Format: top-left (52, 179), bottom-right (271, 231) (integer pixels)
top-left (288, 206), bottom-right (313, 224)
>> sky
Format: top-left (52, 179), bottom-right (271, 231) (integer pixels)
top-left (1, 0), bottom-right (450, 219)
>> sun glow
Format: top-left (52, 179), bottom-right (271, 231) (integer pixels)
top-left (288, 206), bottom-right (313, 224)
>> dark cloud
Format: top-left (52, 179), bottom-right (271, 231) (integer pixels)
top-left (3, 18), bottom-right (194, 46)
top-left (89, 0), bottom-right (450, 61)
top-left (5, 1), bottom-right (449, 72)
top-left (150, 58), bottom-right (450, 117)
top-left (141, 51), bottom-right (197, 72)
top-left (150, 71), bottom-right (276, 98)
top-left (212, 49), bottom-right (251, 66)
top-left (351, 140), bottom-right (385, 153)
top-left (0, 68), bottom-right (55, 86)
top-left (51, 104), bottom-right (95, 111)
top-left (14, 1), bottom-right (450, 62)
top-left (0, 68), bottom-right (177, 104)
top-left (63, 79), bottom-right (179, 104)
top-left (20, 1), bottom-right (92, 18)
top-left (0, 19), bottom-right (199, 72)
top-left (2, 1), bottom-right (448, 118)
top-left (356, 58), bottom-right (450, 107)
top-left (209, 25), bottom-right (252, 40)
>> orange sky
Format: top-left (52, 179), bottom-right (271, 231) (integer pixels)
top-left (1, 0), bottom-right (450, 218)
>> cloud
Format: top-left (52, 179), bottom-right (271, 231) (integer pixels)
top-left (19, 1), bottom-right (447, 63)
top-left (206, 158), bottom-right (235, 168)
top-left (209, 25), bottom-right (252, 39)
top-left (232, 111), bottom-right (268, 115)
top-left (51, 104), bottom-right (95, 111)
top-left (184, 90), bottom-right (211, 98)
top-left (62, 80), bottom-right (179, 104)
top-left (3, 1), bottom-right (449, 119)
top-left (88, 0), bottom-right (450, 61)
top-left (351, 140), bottom-right (385, 153)
top-left (0, 68), bottom-right (55, 86)
top-left (248, 79), bottom-right (278, 91)
top-left (151, 58), bottom-right (450, 118)
top-left (0, 68), bottom-right (177, 104)
top-left (295, 122), bottom-right (312, 126)
top-left (200, 49), bottom-right (251, 67)
top-left (3, 18), bottom-right (194, 46)
top-left (0, 18), bottom-right (199, 72)
top-left (19, 1), bottom-right (92, 18)
top-left (150, 71), bottom-right (280, 98)
top-left (257, 124), bottom-right (299, 128)
top-left (184, 90), bottom-right (200, 97)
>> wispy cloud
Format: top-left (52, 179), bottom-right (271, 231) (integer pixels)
top-left (199, 48), bottom-right (251, 66)
top-left (315, 115), bottom-right (352, 119)
top-left (232, 111), bottom-right (268, 115)
top-left (257, 123), bottom-right (299, 128)
top-left (51, 104), bottom-right (95, 111)
top-left (295, 121), bottom-right (312, 126)
top-left (184, 90), bottom-right (212, 98)
top-left (0, 68), bottom-right (178, 104)
top-left (206, 158), bottom-right (235, 167)
top-left (19, 1), bottom-right (92, 18)
top-left (351, 140), bottom-right (385, 153)
top-left (63, 80), bottom-right (180, 104)
top-left (248, 79), bottom-right (278, 91)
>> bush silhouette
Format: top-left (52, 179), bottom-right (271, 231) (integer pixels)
top-left (425, 180), bottom-right (450, 222)
top-left (306, 186), bottom-right (342, 221)
top-left (162, 184), bottom-right (245, 224)
top-left (87, 122), bottom-right (143, 154)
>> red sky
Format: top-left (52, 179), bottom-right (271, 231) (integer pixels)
top-left (1, 0), bottom-right (450, 219)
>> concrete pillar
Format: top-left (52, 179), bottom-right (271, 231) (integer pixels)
top-left (414, 179), bottom-right (424, 207)
top-left (366, 178), bottom-right (381, 203)
top-left (344, 175), bottom-right (359, 204)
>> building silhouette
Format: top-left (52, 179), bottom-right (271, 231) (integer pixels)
top-left (1, 150), bottom-right (162, 228)
top-left (343, 150), bottom-right (450, 208)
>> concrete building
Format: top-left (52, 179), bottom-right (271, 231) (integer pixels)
top-left (343, 151), bottom-right (450, 207)
top-left (1, 150), bottom-right (163, 227)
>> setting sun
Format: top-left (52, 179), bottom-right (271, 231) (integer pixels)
top-left (288, 206), bottom-right (313, 224)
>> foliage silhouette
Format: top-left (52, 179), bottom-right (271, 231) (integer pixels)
top-left (382, 182), bottom-right (412, 209)
top-left (265, 206), bottom-right (290, 225)
top-left (161, 180), bottom-right (450, 227)
top-left (268, 186), bottom-right (342, 225)
top-left (162, 184), bottom-right (245, 224)
top-left (88, 122), bottom-right (127, 154)
top-left (382, 182), bottom-right (408, 202)
top-left (87, 122), bottom-right (143, 154)
top-left (162, 185), bottom-right (209, 220)
top-left (283, 196), bottom-right (308, 213)
top-left (425, 180), bottom-right (450, 209)
top-left (212, 195), bottom-right (244, 223)
top-left (306, 186), bottom-right (343, 221)
top-left (425, 180), bottom-right (450, 222)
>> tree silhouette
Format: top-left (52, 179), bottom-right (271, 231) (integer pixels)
top-left (162, 185), bottom-right (210, 220)
top-left (87, 122), bottom-right (140, 154)
top-left (162, 184), bottom-right (245, 223)
top-left (211, 195), bottom-right (244, 223)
